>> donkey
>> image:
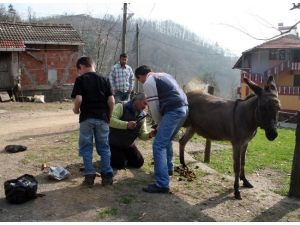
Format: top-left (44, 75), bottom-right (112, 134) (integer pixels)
top-left (179, 76), bottom-right (281, 199)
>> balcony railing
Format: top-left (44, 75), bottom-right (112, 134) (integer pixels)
top-left (264, 61), bottom-right (300, 77)
top-left (278, 86), bottom-right (300, 95)
top-left (241, 72), bottom-right (266, 84)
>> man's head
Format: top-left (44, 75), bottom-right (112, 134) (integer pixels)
top-left (119, 53), bottom-right (128, 67)
top-left (132, 93), bottom-right (147, 112)
top-left (76, 56), bottom-right (96, 75)
top-left (134, 65), bottom-right (152, 84)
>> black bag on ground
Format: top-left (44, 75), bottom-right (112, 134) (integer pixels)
top-left (4, 145), bottom-right (27, 153)
top-left (4, 174), bottom-right (38, 204)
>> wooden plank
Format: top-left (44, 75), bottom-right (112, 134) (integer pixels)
top-left (0, 91), bottom-right (11, 102)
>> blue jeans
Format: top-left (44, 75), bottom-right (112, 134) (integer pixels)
top-left (79, 118), bottom-right (113, 175)
top-left (153, 105), bottom-right (188, 188)
top-left (114, 91), bottom-right (130, 103)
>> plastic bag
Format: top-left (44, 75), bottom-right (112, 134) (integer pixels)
top-left (48, 166), bottom-right (70, 181)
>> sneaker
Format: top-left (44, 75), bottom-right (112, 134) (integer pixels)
top-left (142, 184), bottom-right (170, 193)
top-left (101, 172), bottom-right (113, 186)
top-left (82, 174), bottom-right (96, 188)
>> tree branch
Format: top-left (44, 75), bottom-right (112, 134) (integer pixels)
top-left (220, 19), bottom-right (300, 41)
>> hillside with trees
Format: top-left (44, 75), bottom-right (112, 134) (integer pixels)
top-left (0, 4), bottom-right (240, 98)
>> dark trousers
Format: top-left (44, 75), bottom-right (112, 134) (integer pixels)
top-left (110, 143), bottom-right (144, 169)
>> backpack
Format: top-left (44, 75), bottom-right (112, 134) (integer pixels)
top-left (4, 174), bottom-right (38, 204)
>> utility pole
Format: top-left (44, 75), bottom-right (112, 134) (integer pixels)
top-left (135, 23), bottom-right (140, 92)
top-left (121, 3), bottom-right (127, 54)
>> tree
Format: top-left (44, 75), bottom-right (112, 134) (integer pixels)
top-left (27, 7), bottom-right (37, 23)
top-left (288, 112), bottom-right (300, 198)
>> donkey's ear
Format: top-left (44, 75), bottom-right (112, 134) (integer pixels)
top-left (265, 76), bottom-right (278, 95)
top-left (243, 77), bottom-right (262, 95)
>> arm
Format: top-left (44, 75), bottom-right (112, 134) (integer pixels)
top-left (138, 119), bottom-right (153, 140)
top-left (73, 95), bottom-right (82, 114)
top-left (109, 66), bottom-right (116, 94)
top-left (109, 103), bottom-right (137, 129)
top-left (107, 95), bottom-right (115, 122)
top-left (143, 76), bottom-right (162, 124)
top-left (109, 103), bottom-right (128, 129)
top-left (128, 67), bottom-right (135, 93)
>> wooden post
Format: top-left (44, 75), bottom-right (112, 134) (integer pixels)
top-left (121, 3), bottom-right (127, 54)
top-left (204, 85), bottom-right (214, 163)
top-left (288, 111), bottom-right (300, 198)
top-left (135, 23), bottom-right (140, 93)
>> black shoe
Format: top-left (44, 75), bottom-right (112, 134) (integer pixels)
top-left (142, 184), bottom-right (170, 193)
top-left (101, 172), bottom-right (113, 186)
top-left (82, 174), bottom-right (96, 188)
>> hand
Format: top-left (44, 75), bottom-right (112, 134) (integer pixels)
top-left (151, 124), bottom-right (158, 129)
top-left (149, 129), bottom-right (157, 138)
top-left (73, 107), bottom-right (80, 114)
top-left (127, 121), bottom-right (137, 129)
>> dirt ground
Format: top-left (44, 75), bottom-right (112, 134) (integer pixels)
top-left (0, 102), bottom-right (300, 222)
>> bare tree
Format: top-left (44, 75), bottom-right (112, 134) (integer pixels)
top-left (27, 7), bottom-right (36, 23)
top-left (220, 3), bottom-right (300, 41)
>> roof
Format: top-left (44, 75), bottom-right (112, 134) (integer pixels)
top-left (0, 40), bottom-right (25, 51)
top-left (233, 34), bottom-right (300, 69)
top-left (243, 34), bottom-right (300, 53)
top-left (0, 21), bottom-right (84, 46)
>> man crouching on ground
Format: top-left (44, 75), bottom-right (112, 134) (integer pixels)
top-left (109, 93), bottom-right (156, 169)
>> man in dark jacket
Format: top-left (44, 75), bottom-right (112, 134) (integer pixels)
top-left (109, 93), bottom-right (156, 169)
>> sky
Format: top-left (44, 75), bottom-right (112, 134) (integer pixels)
top-left (2, 0), bottom-right (300, 56)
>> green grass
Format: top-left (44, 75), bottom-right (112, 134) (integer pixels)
top-left (193, 128), bottom-right (295, 195)
top-left (119, 194), bottom-right (136, 205)
top-left (96, 207), bottom-right (117, 219)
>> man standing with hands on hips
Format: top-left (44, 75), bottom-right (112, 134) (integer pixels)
top-left (134, 65), bottom-right (188, 194)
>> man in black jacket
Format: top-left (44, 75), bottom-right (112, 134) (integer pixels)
top-left (109, 93), bottom-right (156, 169)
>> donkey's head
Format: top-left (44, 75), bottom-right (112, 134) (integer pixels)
top-left (244, 76), bottom-right (281, 141)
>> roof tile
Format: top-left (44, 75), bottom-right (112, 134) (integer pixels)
top-left (0, 21), bottom-right (84, 45)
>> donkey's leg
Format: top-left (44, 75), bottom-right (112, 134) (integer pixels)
top-left (240, 144), bottom-right (254, 188)
top-left (179, 127), bottom-right (195, 167)
top-left (233, 145), bottom-right (242, 200)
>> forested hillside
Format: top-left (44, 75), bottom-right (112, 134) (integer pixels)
top-left (1, 4), bottom-right (240, 98)
top-left (41, 14), bottom-right (240, 98)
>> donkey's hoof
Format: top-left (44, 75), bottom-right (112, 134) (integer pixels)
top-left (243, 180), bottom-right (254, 188)
top-left (234, 191), bottom-right (242, 200)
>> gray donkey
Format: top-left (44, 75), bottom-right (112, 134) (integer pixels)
top-left (179, 76), bottom-right (281, 199)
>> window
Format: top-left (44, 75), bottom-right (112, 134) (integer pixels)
top-left (48, 69), bottom-right (57, 85)
top-left (269, 49), bottom-right (277, 60)
top-left (279, 49), bottom-right (286, 60)
top-left (294, 74), bottom-right (300, 86)
top-left (292, 50), bottom-right (300, 61)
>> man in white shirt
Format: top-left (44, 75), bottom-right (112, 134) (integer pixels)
top-left (135, 65), bottom-right (188, 193)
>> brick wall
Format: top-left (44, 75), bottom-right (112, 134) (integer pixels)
top-left (20, 44), bottom-right (79, 88)
top-left (19, 44), bottom-right (79, 101)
